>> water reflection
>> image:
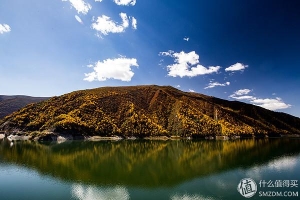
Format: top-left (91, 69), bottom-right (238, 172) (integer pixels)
top-left (0, 138), bottom-right (300, 199)
top-left (0, 139), bottom-right (300, 188)
top-left (171, 193), bottom-right (216, 200)
top-left (266, 156), bottom-right (297, 171)
top-left (71, 184), bottom-right (129, 200)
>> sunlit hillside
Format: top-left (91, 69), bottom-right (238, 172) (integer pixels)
top-left (1, 85), bottom-right (299, 138)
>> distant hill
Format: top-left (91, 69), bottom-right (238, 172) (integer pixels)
top-left (0, 95), bottom-right (49, 119)
top-left (0, 85), bottom-right (299, 138)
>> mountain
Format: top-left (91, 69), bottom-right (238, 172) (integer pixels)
top-left (0, 95), bottom-right (49, 119)
top-left (0, 85), bottom-right (299, 138)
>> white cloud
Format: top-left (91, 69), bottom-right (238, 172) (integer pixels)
top-left (95, 0), bottom-right (103, 2)
top-left (251, 97), bottom-right (291, 110)
top-left (234, 89), bottom-right (251, 96)
top-left (176, 85), bottom-right (180, 88)
top-left (131, 17), bottom-right (137, 29)
top-left (183, 37), bottom-right (189, 41)
top-left (229, 89), bottom-right (254, 100)
top-left (92, 13), bottom-right (135, 36)
top-left (189, 89), bottom-right (195, 92)
top-left (205, 81), bottom-right (230, 89)
top-left (0, 24), bottom-right (11, 34)
top-left (230, 95), bottom-right (255, 100)
top-left (159, 51), bottom-right (220, 78)
top-left (63, 0), bottom-right (92, 15)
top-left (113, 0), bottom-right (136, 6)
top-left (75, 15), bottom-right (83, 24)
top-left (84, 57), bottom-right (138, 82)
top-left (229, 89), bottom-right (291, 111)
top-left (159, 50), bottom-right (174, 57)
top-left (225, 63), bottom-right (248, 72)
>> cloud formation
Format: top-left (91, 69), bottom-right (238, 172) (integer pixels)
top-left (189, 89), bottom-right (195, 92)
top-left (84, 57), bottom-right (138, 82)
top-left (63, 0), bottom-right (92, 15)
top-left (92, 13), bottom-right (137, 36)
top-left (159, 51), bottom-right (220, 78)
top-left (251, 98), bottom-right (291, 110)
top-left (75, 15), bottom-right (83, 24)
top-left (0, 24), bottom-right (11, 34)
top-left (183, 37), bottom-right (189, 41)
top-left (225, 63), bottom-right (248, 72)
top-left (233, 89), bottom-right (251, 96)
top-left (229, 89), bottom-right (291, 110)
top-left (131, 17), bottom-right (137, 29)
top-left (205, 81), bottom-right (230, 89)
top-left (113, 0), bottom-right (136, 6)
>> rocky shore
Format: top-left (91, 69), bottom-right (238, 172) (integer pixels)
top-left (0, 131), bottom-right (281, 143)
top-left (0, 132), bottom-right (126, 142)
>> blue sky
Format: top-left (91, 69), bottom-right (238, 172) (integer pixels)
top-left (1, 0), bottom-right (300, 117)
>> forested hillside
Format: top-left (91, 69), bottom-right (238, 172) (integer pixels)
top-left (1, 85), bottom-right (299, 138)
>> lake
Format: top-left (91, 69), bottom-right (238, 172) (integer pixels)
top-left (0, 138), bottom-right (299, 199)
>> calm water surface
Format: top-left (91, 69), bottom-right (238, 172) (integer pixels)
top-left (0, 138), bottom-right (299, 200)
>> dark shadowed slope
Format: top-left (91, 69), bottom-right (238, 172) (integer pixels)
top-left (0, 85), bottom-right (299, 137)
top-left (0, 95), bottom-right (49, 119)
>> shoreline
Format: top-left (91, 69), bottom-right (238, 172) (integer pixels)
top-left (1, 132), bottom-right (299, 142)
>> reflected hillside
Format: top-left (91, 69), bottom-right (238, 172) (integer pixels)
top-left (0, 139), bottom-right (300, 187)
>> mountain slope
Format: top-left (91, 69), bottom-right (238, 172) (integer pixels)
top-left (0, 95), bottom-right (49, 119)
top-left (0, 85), bottom-right (299, 138)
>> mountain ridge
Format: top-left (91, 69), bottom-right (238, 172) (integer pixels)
top-left (0, 85), bottom-right (299, 139)
top-left (0, 95), bottom-right (49, 119)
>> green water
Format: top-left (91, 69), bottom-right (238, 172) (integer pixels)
top-left (0, 138), bottom-right (299, 199)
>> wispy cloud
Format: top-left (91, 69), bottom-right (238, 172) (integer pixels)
top-left (205, 81), bottom-right (230, 89)
top-left (225, 63), bottom-right (248, 72)
top-left (62, 0), bottom-right (92, 15)
top-left (92, 13), bottom-right (137, 36)
top-left (75, 15), bottom-right (83, 24)
top-left (84, 56), bottom-right (138, 82)
top-left (159, 50), bottom-right (174, 57)
top-left (229, 89), bottom-right (255, 101)
top-left (230, 95), bottom-right (255, 100)
top-left (95, 0), bottom-right (136, 5)
top-left (113, 0), bottom-right (136, 6)
top-left (176, 85), bottom-right (180, 88)
top-left (159, 51), bottom-right (220, 78)
top-left (189, 89), bottom-right (195, 92)
top-left (183, 37), bottom-right (189, 41)
top-left (233, 89), bottom-right (251, 96)
top-left (0, 24), bottom-right (11, 34)
top-left (229, 89), bottom-right (291, 111)
top-left (131, 16), bottom-right (137, 29)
